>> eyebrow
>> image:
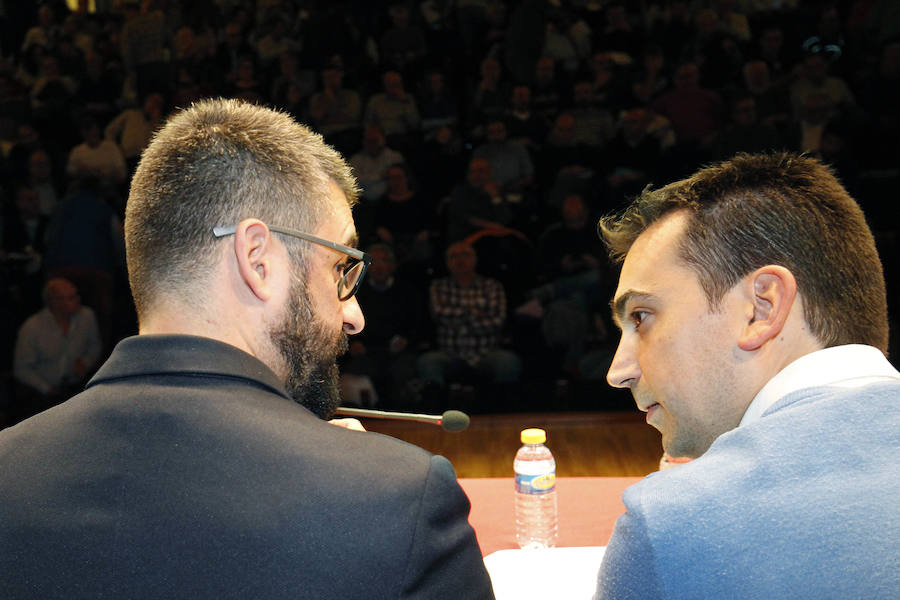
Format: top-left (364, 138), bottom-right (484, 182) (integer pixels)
top-left (610, 290), bottom-right (656, 327)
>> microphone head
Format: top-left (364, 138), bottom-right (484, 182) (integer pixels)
top-left (440, 410), bottom-right (470, 432)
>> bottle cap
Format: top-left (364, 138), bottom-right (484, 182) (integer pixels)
top-left (521, 428), bottom-right (546, 444)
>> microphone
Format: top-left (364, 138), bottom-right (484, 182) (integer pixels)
top-left (333, 407), bottom-right (471, 432)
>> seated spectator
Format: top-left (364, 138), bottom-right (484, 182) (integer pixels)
top-left (752, 24), bottom-right (793, 86)
top-left (29, 54), bottom-right (78, 143)
top-left (340, 243), bottom-right (427, 409)
top-left (308, 60), bottom-right (363, 156)
top-left (364, 70), bottom-right (421, 155)
top-left (714, 0), bottom-right (751, 44)
top-left (26, 148), bottom-right (63, 218)
top-left (372, 163), bottom-right (437, 271)
top-left (472, 119), bottom-right (534, 195)
top-left (104, 92), bottom-right (166, 175)
top-left (66, 117), bottom-right (127, 188)
top-left (6, 123), bottom-right (47, 183)
top-left (255, 16), bottom-right (299, 74)
top-left (417, 69), bottom-right (461, 139)
top-left (504, 84), bottom-right (548, 154)
top-left (349, 125), bottom-right (404, 203)
top-left (570, 79), bottom-right (616, 150)
top-left (12, 277), bottom-right (101, 423)
top-left (711, 93), bottom-right (782, 160)
top-left (538, 112), bottom-right (602, 213)
top-left (784, 91), bottom-right (835, 155)
top-left (518, 193), bottom-right (611, 375)
top-left (75, 50), bottom-right (123, 126)
top-left (379, 3), bottom-right (427, 79)
top-left (789, 47), bottom-right (856, 122)
top-left (587, 51), bottom-right (630, 112)
top-left (651, 62), bottom-right (723, 154)
top-left (2, 182), bottom-right (48, 260)
top-left (597, 2), bottom-right (644, 60)
top-left (172, 22), bottom-right (216, 80)
top-left (417, 241), bottom-right (521, 405)
top-left (228, 55), bottom-right (265, 103)
top-left (602, 107), bottom-right (669, 206)
top-left (119, 0), bottom-right (173, 99)
top-left (542, 15), bottom-right (579, 75)
top-left (740, 59), bottom-right (790, 130)
top-left (418, 124), bottom-right (468, 200)
top-left (530, 56), bottom-right (566, 124)
top-left (630, 44), bottom-right (670, 106)
top-left (444, 157), bottom-right (515, 244)
top-left (269, 50), bottom-right (315, 118)
top-left (21, 5), bottom-right (59, 55)
top-left (469, 56), bottom-right (509, 134)
top-left (2, 183), bottom-right (48, 312)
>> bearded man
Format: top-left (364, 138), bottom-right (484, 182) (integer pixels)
top-left (0, 99), bottom-right (494, 599)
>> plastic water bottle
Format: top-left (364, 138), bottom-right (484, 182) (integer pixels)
top-left (514, 428), bottom-right (558, 549)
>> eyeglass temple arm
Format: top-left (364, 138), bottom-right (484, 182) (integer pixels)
top-left (213, 224), bottom-right (369, 262)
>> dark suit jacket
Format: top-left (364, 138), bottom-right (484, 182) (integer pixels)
top-left (0, 335), bottom-right (494, 599)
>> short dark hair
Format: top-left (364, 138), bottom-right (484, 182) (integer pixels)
top-left (126, 98), bottom-right (359, 321)
top-left (599, 152), bottom-right (889, 352)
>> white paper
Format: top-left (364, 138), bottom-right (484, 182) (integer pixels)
top-left (484, 546), bottom-right (606, 599)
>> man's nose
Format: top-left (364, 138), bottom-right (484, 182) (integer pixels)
top-left (607, 336), bottom-right (640, 389)
top-left (342, 295), bottom-right (365, 335)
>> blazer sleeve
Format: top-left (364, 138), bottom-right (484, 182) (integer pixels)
top-left (399, 455), bottom-right (495, 599)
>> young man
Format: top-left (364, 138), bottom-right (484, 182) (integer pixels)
top-left (595, 152), bottom-right (898, 598)
top-left (0, 99), bottom-right (494, 599)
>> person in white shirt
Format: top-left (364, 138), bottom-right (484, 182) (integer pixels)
top-left (13, 278), bottom-right (101, 422)
top-left (67, 117), bottom-right (127, 185)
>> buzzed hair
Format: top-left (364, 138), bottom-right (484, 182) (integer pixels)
top-left (125, 98), bottom-right (359, 322)
top-left (599, 152), bottom-right (889, 353)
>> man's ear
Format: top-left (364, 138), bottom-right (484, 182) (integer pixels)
top-left (233, 219), bottom-right (277, 302)
top-left (738, 265), bottom-right (798, 351)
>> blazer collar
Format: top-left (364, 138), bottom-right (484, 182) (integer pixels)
top-left (87, 334), bottom-right (289, 399)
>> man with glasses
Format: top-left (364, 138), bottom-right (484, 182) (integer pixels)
top-left (0, 99), bottom-right (494, 599)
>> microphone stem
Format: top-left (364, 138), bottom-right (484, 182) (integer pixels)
top-left (334, 407), bottom-right (442, 425)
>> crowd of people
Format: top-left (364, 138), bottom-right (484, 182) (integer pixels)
top-left (1, 0), bottom-right (898, 420)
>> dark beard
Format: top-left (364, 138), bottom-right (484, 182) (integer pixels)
top-left (269, 276), bottom-right (348, 420)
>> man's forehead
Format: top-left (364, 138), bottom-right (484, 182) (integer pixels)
top-left (614, 212), bottom-right (690, 301)
top-left (319, 180), bottom-right (357, 244)
top-left (623, 212), bottom-right (687, 268)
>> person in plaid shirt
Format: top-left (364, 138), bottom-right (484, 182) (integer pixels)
top-left (417, 241), bottom-right (521, 390)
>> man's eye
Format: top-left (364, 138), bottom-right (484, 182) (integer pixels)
top-left (630, 311), bottom-right (649, 329)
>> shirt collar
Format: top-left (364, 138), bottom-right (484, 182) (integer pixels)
top-left (740, 344), bottom-right (900, 426)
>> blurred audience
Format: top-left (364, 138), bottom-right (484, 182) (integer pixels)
top-left (0, 1), bottom-right (897, 419)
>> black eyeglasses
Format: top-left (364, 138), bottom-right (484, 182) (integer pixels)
top-left (213, 224), bottom-right (371, 301)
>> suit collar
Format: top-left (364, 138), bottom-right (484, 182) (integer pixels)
top-left (87, 334), bottom-right (289, 399)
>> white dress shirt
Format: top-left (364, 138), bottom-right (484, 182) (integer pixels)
top-left (740, 344), bottom-right (900, 426)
